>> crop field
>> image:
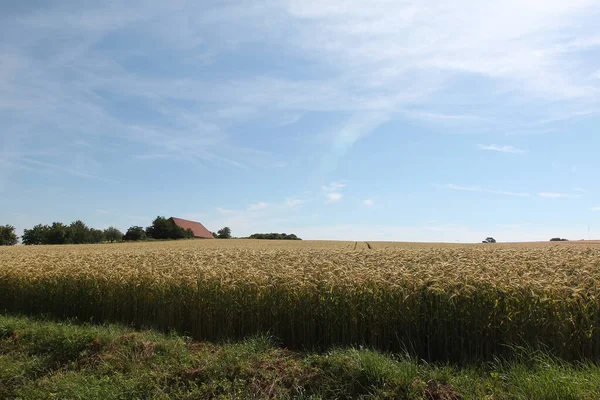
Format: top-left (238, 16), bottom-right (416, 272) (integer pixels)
top-left (1, 239), bottom-right (600, 362)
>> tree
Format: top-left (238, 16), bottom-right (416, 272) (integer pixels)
top-left (211, 232), bottom-right (218, 238)
top-left (0, 225), bottom-right (18, 246)
top-left (123, 226), bottom-right (147, 241)
top-left (89, 229), bottom-right (105, 244)
top-left (482, 237), bottom-right (497, 244)
top-left (22, 224), bottom-right (50, 245)
top-left (146, 216), bottom-right (187, 240)
top-left (104, 226), bottom-right (123, 243)
top-left (46, 222), bottom-right (71, 245)
top-left (185, 228), bottom-right (194, 239)
top-left (217, 227), bottom-right (232, 239)
top-left (69, 220), bottom-right (91, 244)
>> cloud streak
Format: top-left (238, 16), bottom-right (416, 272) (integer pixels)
top-left (325, 193), bottom-right (343, 203)
top-left (477, 144), bottom-right (526, 154)
top-left (443, 184), bottom-right (531, 197)
top-left (538, 192), bottom-right (580, 199)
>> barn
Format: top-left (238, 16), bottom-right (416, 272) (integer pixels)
top-left (169, 217), bottom-right (214, 239)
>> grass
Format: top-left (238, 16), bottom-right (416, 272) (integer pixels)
top-left (2, 314), bottom-right (600, 399)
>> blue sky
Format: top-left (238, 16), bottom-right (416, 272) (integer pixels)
top-left (1, 0), bottom-right (600, 242)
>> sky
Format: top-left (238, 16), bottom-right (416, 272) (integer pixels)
top-left (1, 0), bottom-right (600, 242)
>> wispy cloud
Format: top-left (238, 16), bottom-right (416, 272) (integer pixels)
top-left (591, 206), bottom-right (600, 211)
top-left (477, 144), bottom-right (526, 154)
top-left (285, 198), bottom-right (308, 208)
top-left (321, 182), bottom-right (347, 192)
top-left (322, 181), bottom-right (346, 203)
top-left (325, 193), bottom-right (343, 203)
top-left (2, 0), bottom-right (599, 183)
top-left (363, 199), bottom-right (374, 206)
top-left (443, 184), bottom-right (530, 197)
top-left (538, 192), bottom-right (580, 199)
top-left (247, 202), bottom-right (269, 211)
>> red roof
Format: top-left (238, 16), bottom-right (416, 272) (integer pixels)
top-left (170, 217), bottom-right (214, 239)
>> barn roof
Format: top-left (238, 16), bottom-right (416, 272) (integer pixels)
top-left (170, 217), bottom-right (214, 239)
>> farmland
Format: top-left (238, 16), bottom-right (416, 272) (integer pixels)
top-left (2, 239), bottom-right (600, 364)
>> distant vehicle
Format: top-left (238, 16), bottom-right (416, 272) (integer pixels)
top-left (482, 237), bottom-right (497, 243)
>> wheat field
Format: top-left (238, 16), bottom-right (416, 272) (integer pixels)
top-left (1, 239), bottom-right (600, 361)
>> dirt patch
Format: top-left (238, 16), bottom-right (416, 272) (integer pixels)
top-left (425, 380), bottom-right (462, 400)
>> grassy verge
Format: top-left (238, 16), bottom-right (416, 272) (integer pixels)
top-left (1, 314), bottom-right (600, 399)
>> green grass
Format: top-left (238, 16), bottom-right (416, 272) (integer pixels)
top-left (1, 314), bottom-right (600, 399)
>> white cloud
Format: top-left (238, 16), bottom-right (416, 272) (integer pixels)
top-left (538, 192), bottom-right (579, 199)
top-left (363, 199), bottom-right (374, 206)
top-left (443, 184), bottom-right (530, 197)
top-left (325, 193), bottom-right (343, 203)
top-left (322, 181), bottom-right (346, 203)
top-left (321, 182), bottom-right (347, 192)
top-left (247, 202), bottom-right (269, 211)
top-left (477, 144), bottom-right (526, 154)
top-left (285, 198), bottom-right (307, 208)
top-left (591, 206), bottom-right (600, 211)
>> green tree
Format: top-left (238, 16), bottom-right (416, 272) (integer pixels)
top-left (123, 226), bottom-right (147, 241)
top-left (104, 226), bottom-right (123, 243)
top-left (89, 229), bottom-right (105, 243)
top-left (22, 224), bottom-right (50, 245)
top-left (146, 216), bottom-right (187, 240)
top-left (185, 228), bottom-right (194, 239)
top-left (0, 225), bottom-right (18, 246)
top-left (46, 222), bottom-right (71, 245)
top-left (69, 220), bottom-right (91, 244)
top-left (217, 227), bottom-right (232, 239)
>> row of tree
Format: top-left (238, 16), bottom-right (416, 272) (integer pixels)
top-left (19, 217), bottom-right (200, 245)
top-left (0, 222), bottom-right (303, 245)
top-left (0, 217), bottom-right (235, 245)
top-left (248, 233), bottom-right (301, 240)
top-left (21, 222), bottom-right (124, 245)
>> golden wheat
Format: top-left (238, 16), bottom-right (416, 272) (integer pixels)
top-left (1, 240), bottom-right (599, 361)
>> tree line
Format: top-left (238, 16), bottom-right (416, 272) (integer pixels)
top-left (0, 221), bottom-right (302, 246)
top-left (20, 221), bottom-right (124, 245)
top-left (248, 233), bottom-right (301, 240)
top-left (0, 217), bottom-right (235, 245)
